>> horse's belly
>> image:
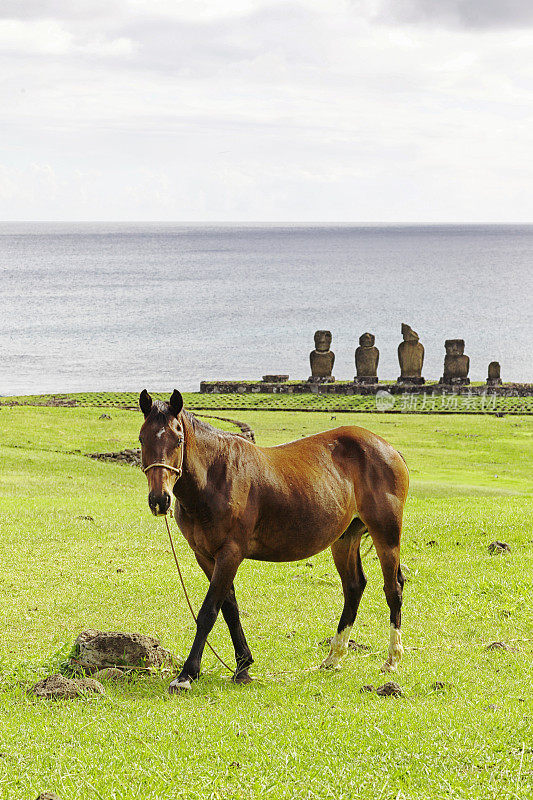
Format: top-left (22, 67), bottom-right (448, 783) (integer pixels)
top-left (247, 501), bottom-right (354, 562)
top-left (246, 535), bottom-right (343, 562)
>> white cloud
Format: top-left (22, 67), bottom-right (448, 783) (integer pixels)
top-left (0, 162), bottom-right (60, 205)
top-left (0, 19), bottom-right (73, 54)
top-left (0, 18), bottom-right (136, 56)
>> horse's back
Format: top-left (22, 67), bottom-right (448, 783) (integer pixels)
top-left (258, 424), bottom-right (408, 508)
top-left (263, 424), bottom-right (405, 473)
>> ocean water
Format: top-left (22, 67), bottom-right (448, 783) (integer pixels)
top-left (1, 223), bottom-right (532, 396)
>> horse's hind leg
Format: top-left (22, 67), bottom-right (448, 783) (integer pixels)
top-left (222, 584), bottom-right (254, 684)
top-left (362, 504), bottom-right (405, 673)
top-left (321, 518), bottom-right (368, 669)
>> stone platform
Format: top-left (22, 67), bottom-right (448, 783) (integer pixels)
top-left (200, 381), bottom-right (533, 397)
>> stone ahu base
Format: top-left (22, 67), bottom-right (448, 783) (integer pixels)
top-left (200, 381), bottom-right (533, 396)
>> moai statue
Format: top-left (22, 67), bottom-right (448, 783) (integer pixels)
top-left (397, 323), bottom-right (425, 384)
top-left (309, 330), bottom-right (335, 381)
top-left (487, 361), bottom-right (502, 386)
top-left (354, 332), bottom-right (379, 384)
top-left (439, 339), bottom-right (470, 385)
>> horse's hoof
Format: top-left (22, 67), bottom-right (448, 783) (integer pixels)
top-left (380, 662), bottom-right (397, 674)
top-left (169, 678), bottom-right (191, 693)
top-left (232, 669), bottom-right (253, 685)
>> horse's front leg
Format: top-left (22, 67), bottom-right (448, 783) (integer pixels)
top-left (192, 551), bottom-right (254, 685)
top-left (169, 544), bottom-right (242, 693)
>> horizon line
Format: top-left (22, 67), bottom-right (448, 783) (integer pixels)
top-left (2, 220), bottom-right (533, 227)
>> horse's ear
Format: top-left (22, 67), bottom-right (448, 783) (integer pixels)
top-left (169, 389), bottom-right (183, 417)
top-left (139, 389), bottom-right (152, 417)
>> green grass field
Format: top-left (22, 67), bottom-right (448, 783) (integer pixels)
top-left (2, 389), bottom-right (533, 414)
top-left (0, 402), bottom-right (532, 799)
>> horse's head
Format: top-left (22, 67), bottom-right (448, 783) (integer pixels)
top-left (139, 389), bottom-right (184, 516)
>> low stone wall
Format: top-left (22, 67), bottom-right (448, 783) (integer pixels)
top-left (200, 381), bottom-right (533, 397)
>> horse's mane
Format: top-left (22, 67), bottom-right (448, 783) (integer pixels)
top-left (149, 401), bottom-right (233, 440)
top-left (184, 409), bottom-right (236, 440)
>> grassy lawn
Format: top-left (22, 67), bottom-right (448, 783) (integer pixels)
top-left (0, 403), bottom-right (531, 799)
top-left (2, 390), bottom-right (533, 414)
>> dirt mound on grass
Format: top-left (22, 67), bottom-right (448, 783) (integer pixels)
top-left (30, 674), bottom-right (104, 699)
top-left (66, 630), bottom-right (179, 673)
top-left (88, 448), bottom-right (142, 466)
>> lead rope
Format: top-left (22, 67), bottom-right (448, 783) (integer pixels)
top-left (163, 514), bottom-right (234, 674)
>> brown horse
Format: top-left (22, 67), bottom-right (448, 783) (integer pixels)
top-left (138, 389), bottom-right (409, 692)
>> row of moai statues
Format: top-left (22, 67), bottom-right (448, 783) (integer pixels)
top-left (309, 325), bottom-right (502, 385)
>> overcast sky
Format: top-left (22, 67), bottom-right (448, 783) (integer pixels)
top-left (1, 0), bottom-right (533, 221)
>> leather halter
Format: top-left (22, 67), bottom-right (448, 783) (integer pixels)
top-left (142, 432), bottom-right (184, 482)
